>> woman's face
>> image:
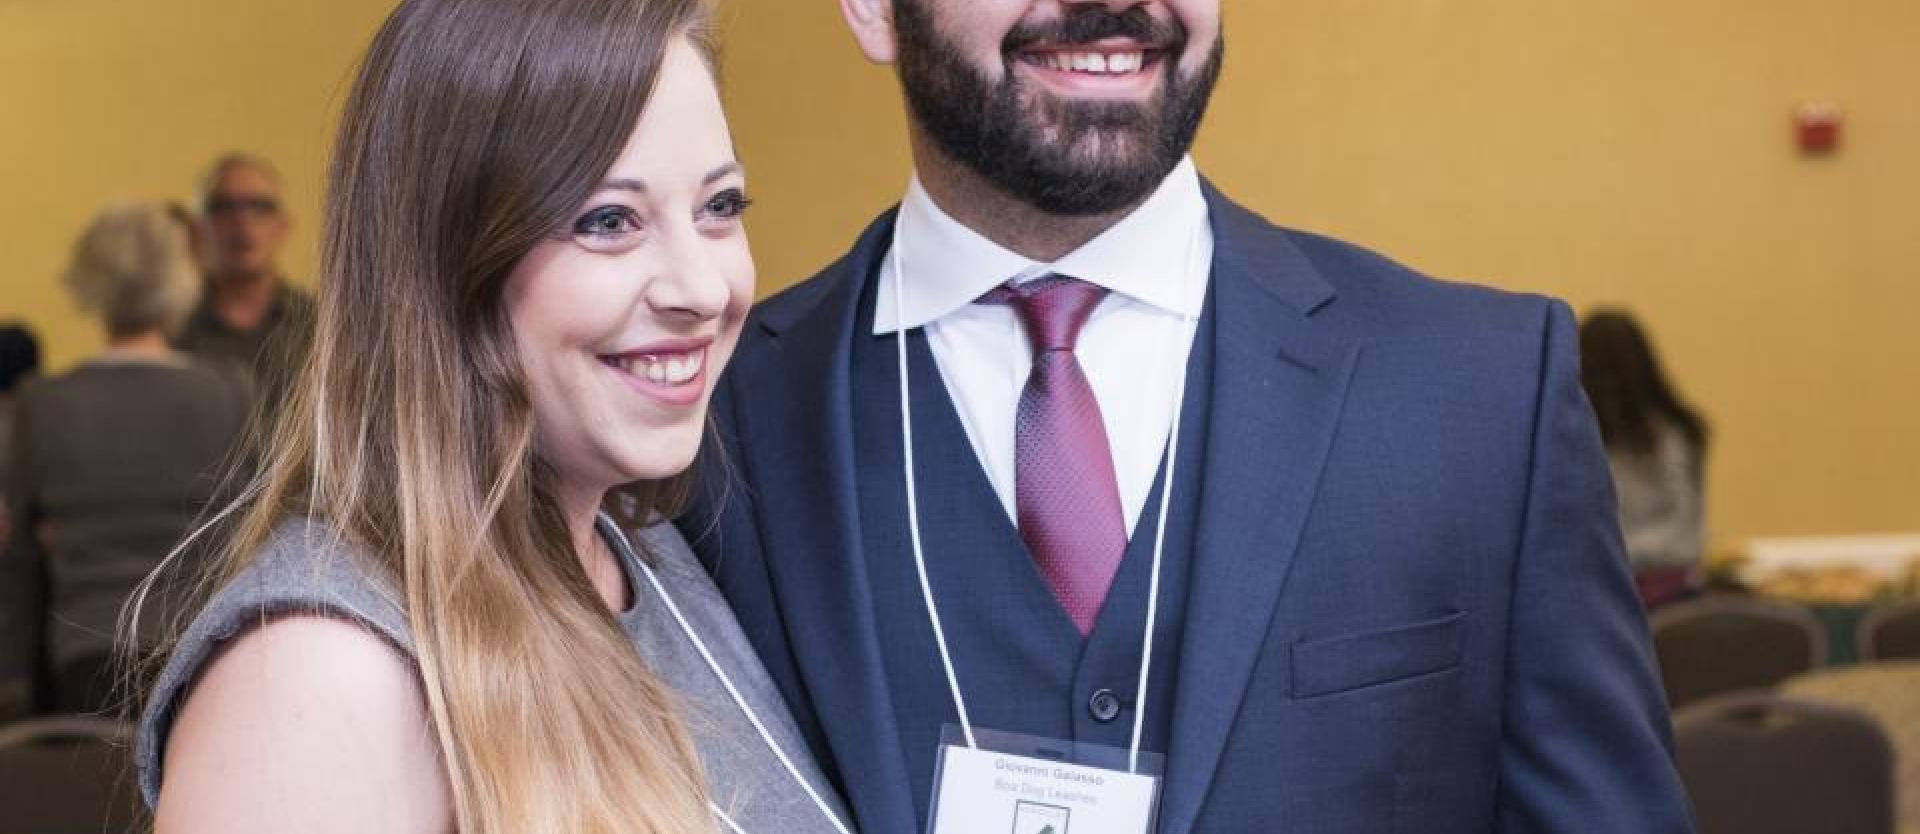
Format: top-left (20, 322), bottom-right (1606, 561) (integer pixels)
top-left (506, 37), bottom-right (753, 500)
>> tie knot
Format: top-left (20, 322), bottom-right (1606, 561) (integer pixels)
top-left (978, 275), bottom-right (1107, 353)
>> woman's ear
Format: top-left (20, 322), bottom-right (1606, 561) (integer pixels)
top-left (839, 0), bottom-right (899, 64)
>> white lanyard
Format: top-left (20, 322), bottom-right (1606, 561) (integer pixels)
top-left (888, 218), bottom-right (1200, 774)
top-left (616, 525), bottom-right (857, 834)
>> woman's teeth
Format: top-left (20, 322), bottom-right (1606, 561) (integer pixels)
top-left (1032, 50), bottom-right (1147, 75)
top-left (609, 350), bottom-right (703, 385)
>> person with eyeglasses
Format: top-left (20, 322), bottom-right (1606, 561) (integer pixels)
top-left (174, 153), bottom-right (315, 412)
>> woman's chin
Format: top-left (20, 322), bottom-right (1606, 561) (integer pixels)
top-left (613, 437), bottom-right (702, 483)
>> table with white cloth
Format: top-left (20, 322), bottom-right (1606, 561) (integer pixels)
top-left (1782, 661), bottom-right (1920, 833)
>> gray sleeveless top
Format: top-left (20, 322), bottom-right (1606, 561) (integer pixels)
top-left (136, 515), bottom-right (851, 834)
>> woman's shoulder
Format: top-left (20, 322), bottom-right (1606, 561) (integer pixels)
top-left (23, 355), bottom-right (251, 419)
top-left (172, 354), bottom-right (257, 415)
top-left (1649, 418), bottom-right (1705, 468)
top-left (217, 518), bottom-right (412, 645)
top-left (137, 516), bottom-right (416, 808)
top-left (147, 609), bottom-right (451, 831)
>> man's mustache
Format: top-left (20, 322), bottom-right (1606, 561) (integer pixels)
top-left (1001, 6), bottom-right (1186, 54)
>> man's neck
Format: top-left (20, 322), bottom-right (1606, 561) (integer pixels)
top-left (911, 132), bottom-right (1144, 264)
top-left (206, 270), bottom-right (280, 332)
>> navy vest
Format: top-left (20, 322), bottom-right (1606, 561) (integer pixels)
top-left (849, 277), bottom-right (1216, 826)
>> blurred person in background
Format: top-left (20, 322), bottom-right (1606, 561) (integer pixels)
top-left (175, 153), bottom-right (315, 408)
top-left (5, 202), bottom-right (249, 714)
top-left (0, 322), bottom-right (43, 717)
top-left (0, 323), bottom-right (42, 531)
top-left (1581, 308), bottom-right (1710, 608)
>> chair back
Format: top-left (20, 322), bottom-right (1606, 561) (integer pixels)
top-left (1675, 692), bottom-right (1894, 834)
top-left (1857, 599), bottom-right (1920, 661)
top-left (0, 716), bottom-right (143, 833)
top-left (1651, 595), bottom-right (1825, 708)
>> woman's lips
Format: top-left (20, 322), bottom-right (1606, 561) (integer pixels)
top-left (598, 337), bottom-right (711, 408)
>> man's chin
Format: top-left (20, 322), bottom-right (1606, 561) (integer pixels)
top-left (1026, 123), bottom-right (1162, 174)
top-left (987, 148), bottom-right (1174, 216)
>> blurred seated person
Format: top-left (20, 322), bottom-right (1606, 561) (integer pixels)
top-left (1580, 309), bottom-right (1710, 608)
top-left (175, 153), bottom-right (314, 407)
top-left (0, 323), bottom-right (43, 717)
top-left (6, 202), bottom-right (249, 714)
top-left (0, 323), bottom-right (42, 530)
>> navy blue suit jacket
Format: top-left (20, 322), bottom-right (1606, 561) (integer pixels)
top-left (683, 186), bottom-right (1694, 833)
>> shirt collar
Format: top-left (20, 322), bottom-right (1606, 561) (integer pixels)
top-left (873, 156), bottom-right (1210, 334)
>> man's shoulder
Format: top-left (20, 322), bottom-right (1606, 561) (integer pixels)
top-left (1211, 192), bottom-right (1560, 338)
top-left (747, 206), bottom-right (898, 337)
top-left (274, 281), bottom-right (318, 321)
top-left (754, 265), bottom-right (852, 329)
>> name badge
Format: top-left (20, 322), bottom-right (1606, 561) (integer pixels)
top-left (927, 727), bottom-right (1163, 834)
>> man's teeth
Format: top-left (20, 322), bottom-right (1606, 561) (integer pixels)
top-left (617, 351), bottom-right (703, 385)
top-left (1038, 51), bottom-right (1145, 75)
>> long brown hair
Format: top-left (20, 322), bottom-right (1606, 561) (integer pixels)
top-left (1579, 308), bottom-right (1708, 467)
top-left (163, 0), bottom-right (719, 831)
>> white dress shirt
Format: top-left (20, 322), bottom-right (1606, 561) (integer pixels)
top-left (873, 157), bottom-right (1213, 536)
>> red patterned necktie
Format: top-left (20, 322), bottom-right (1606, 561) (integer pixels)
top-left (979, 276), bottom-right (1126, 635)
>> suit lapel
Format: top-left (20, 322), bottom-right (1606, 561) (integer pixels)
top-left (1159, 189), bottom-right (1361, 834)
top-left (743, 196), bottom-right (1356, 834)
top-left (734, 211), bottom-right (922, 833)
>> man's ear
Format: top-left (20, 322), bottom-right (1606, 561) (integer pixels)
top-left (839, 0), bottom-right (899, 64)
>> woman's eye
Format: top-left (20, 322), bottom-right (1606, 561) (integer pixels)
top-left (704, 188), bottom-right (753, 220)
top-left (572, 205), bottom-right (641, 238)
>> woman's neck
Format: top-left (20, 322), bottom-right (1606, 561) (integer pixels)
top-left (560, 485), bottom-right (631, 614)
top-left (103, 329), bottom-right (175, 358)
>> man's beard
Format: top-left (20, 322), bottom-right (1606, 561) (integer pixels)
top-left (893, 0), bottom-right (1224, 217)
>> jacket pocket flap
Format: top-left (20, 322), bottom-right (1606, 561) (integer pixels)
top-left (1290, 610), bottom-right (1466, 698)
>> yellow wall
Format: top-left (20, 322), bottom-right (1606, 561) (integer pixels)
top-left (0, 0), bottom-right (397, 368)
top-left (4, 0), bottom-right (1915, 546)
top-left (721, 0), bottom-right (1920, 547)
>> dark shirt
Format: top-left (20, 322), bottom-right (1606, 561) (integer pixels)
top-left (173, 281), bottom-right (314, 409)
top-left (2, 357), bottom-right (249, 702)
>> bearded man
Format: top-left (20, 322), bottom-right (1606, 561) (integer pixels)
top-left (683, 2), bottom-right (1694, 832)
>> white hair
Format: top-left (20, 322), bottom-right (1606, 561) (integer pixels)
top-left (62, 201), bottom-right (201, 337)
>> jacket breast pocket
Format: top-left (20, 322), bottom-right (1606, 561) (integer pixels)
top-left (1290, 610), bottom-right (1466, 699)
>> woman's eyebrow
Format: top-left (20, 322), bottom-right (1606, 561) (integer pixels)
top-left (704, 161), bottom-right (743, 185)
top-left (599, 162), bottom-right (744, 195)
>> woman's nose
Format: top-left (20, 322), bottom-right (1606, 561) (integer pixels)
top-left (644, 232), bottom-right (733, 322)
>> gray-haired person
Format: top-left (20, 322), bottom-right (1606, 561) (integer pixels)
top-left (4, 202), bottom-right (248, 714)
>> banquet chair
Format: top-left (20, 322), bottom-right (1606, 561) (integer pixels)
top-left (1674, 692), bottom-right (1894, 834)
top-left (1650, 595), bottom-right (1826, 709)
top-left (0, 715), bottom-right (143, 833)
top-left (1857, 599), bottom-right (1920, 661)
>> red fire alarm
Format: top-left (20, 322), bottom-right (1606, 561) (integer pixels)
top-left (1794, 102), bottom-right (1842, 156)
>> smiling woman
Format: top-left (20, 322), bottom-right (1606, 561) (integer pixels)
top-left (503, 44), bottom-right (754, 531)
top-left (125, 0), bottom-right (847, 833)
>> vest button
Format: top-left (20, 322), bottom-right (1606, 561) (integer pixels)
top-left (1088, 688), bottom-right (1122, 723)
